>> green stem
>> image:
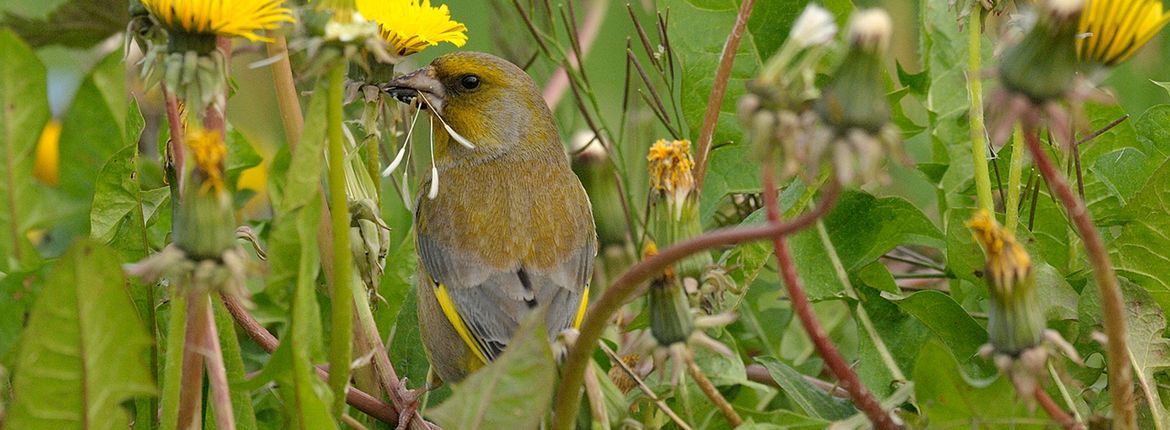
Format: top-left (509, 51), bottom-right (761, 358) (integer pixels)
top-left (327, 60), bottom-right (355, 418)
top-left (1005, 125), bottom-right (1025, 233)
top-left (159, 286), bottom-right (188, 430)
top-left (967, 12), bottom-right (994, 213)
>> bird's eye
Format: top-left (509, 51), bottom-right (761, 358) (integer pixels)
top-left (459, 74), bottom-right (481, 90)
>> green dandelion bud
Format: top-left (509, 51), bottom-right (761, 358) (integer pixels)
top-left (999, 0), bottom-right (1083, 101)
top-left (967, 210), bottom-right (1044, 355)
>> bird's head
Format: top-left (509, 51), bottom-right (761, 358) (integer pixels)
top-left (384, 51), bottom-right (559, 163)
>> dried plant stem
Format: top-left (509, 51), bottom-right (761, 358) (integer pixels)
top-left (694, 0), bottom-right (755, 188)
top-left (352, 288), bottom-right (429, 430)
top-left (326, 59), bottom-right (356, 417)
top-left (201, 294), bottom-right (236, 430)
top-left (1023, 128), bottom-right (1133, 430)
top-left (761, 166), bottom-right (899, 430)
top-left (1035, 386), bottom-right (1084, 430)
top-left (685, 354), bottom-right (742, 426)
top-left (551, 178), bottom-right (840, 430)
top-left (599, 343), bottom-right (692, 429)
top-left (220, 294), bottom-right (412, 427)
top-left (542, 0), bottom-right (607, 108)
top-left (967, 13), bottom-right (994, 212)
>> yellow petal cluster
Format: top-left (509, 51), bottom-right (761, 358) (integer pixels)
top-left (142, 0), bottom-right (294, 43)
top-left (647, 139), bottom-right (696, 197)
top-left (1078, 0), bottom-right (1170, 65)
top-left (966, 210), bottom-right (1032, 296)
top-left (186, 128), bottom-right (228, 192)
top-left (34, 119), bottom-right (62, 186)
top-left (356, 0), bottom-right (468, 55)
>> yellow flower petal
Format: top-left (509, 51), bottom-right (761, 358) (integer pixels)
top-left (356, 0), bottom-right (468, 55)
top-left (34, 119), bottom-right (61, 186)
top-left (142, 0), bottom-right (295, 42)
top-left (1078, 0), bottom-right (1170, 66)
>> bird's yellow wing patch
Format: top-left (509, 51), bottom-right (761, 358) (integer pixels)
top-left (433, 282), bottom-right (490, 366)
top-left (573, 286), bottom-right (589, 329)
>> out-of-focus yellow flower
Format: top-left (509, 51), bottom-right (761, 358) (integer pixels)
top-left (967, 210), bottom-right (1032, 297)
top-left (647, 139), bottom-right (695, 199)
top-left (356, 0), bottom-right (467, 55)
top-left (141, 0), bottom-right (294, 42)
top-left (34, 119), bottom-right (61, 186)
top-left (1078, 0), bottom-right (1170, 65)
top-left (185, 128), bottom-right (227, 193)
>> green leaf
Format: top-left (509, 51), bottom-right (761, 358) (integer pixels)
top-left (1111, 159), bottom-right (1170, 312)
top-left (387, 287), bottom-right (430, 387)
top-left (428, 314), bottom-right (557, 429)
top-left (0, 29), bottom-right (50, 272)
top-left (6, 240), bottom-right (155, 429)
top-left (1, 0), bottom-right (126, 48)
top-left (225, 127), bottom-right (263, 193)
top-left (90, 103), bottom-right (161, 260)
top-left (886, 290), bottom-right (986, 361)
top-left (821, 191), bottom-right (944, 271)
top-left (1120, 281), bottom-right (1170, 424)
top-left (913, 341), bottom-right (1043, 428)
top-left (754, 356), bottom-right (856, 420)
top-left (274, 84), bottom-right (328, 213)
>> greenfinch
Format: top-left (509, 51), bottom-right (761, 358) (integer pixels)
top-left (385, 52), bottom-right (597, 383)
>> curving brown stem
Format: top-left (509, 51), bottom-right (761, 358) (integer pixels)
top-left (220, 294), bottom-right (414, 427)
top-left (693, 0), bottom-right (755, 189)
top-left (760, 168), bottom-right (900, 429)
top-left (1023, 127), bottom-right (1134, 429)
top-left (1035, 386), bottom-right (1084, 430)
top-left (550, 178), bottom-right (840, 430)
top-left (686, 354), bottom-right (742, 426)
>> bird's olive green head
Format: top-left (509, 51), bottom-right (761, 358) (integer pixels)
top-left (384, 52), bottom-right (559, 163)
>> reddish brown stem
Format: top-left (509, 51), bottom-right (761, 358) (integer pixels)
top-left (220, 294), bottom-right (411, 427)
top-left (551, 178), bottom-right (840, 430)
top-left (693, 0), bottom-right (755, 189)
top-left (177, 291), bottom-right (208, 429)
top-left (202, 295), bottom-right (236, 430)
top-left (1023, 128), bottom-right (1134, 429)
top-left (761, 166), bottom-right (899, 430)
top-left (161, 84), bottom-right (185, 192)
top-left (1035, 386), bottom-right (1084, 430)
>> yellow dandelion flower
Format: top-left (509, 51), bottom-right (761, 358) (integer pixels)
top-left (34, 119), bottom-right (62, 186)
top-left (966, 210), bottom-right (1032, 296)
top-left (1078, 0), bottom-right (1170, 65)
top-left (356, 0), bottom-right (468, 55)
top-left (141, 0), bottom-right (295, 43)
top-left (185, 128), bottom-right (228, 192)
top-left (647, 139), bottom-right (696, 197)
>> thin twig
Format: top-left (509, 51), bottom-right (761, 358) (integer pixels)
top-left (542, 0), bottom-right (606, 108)
top-left (551, 177), bottom-right (841, 430)
top-left (1034, 386), bottom-right (1084, 430)
top-left (1024, 127), bottom-right (1134, 429)
top-left (220, 294), bottom-right (410, 426)
top-left (694, 0), bottom-right (756, 189)
top-left (762, 166), bottom-right (900, 430)
top-left (686, 354), bottom-right (742, 426)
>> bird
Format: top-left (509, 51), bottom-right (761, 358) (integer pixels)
top-left (383, 51), bottom-right (597, 383)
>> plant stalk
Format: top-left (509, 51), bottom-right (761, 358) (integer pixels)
top-left (761, 167), bottom-right (899, 430)
top-left (160, 286), bottom-right (189, 430)
top-left (1023, 127), bottom-right (1133, 429)
top-left (326, 59), bottom-right (355, 418)
top-left (201, 294), bottom-right (236, 430)
top-left (1035, 386), bottom-right (1084, 430)
top-left (694, 0), bottom-right (755, 189)
top-left (1005, 125), bottom-right (1026, 233)
top-left (686, 354), bottom-right (742, 426)
top-left (967, 12), bottom-right (994, 213)
top-left (550, 179), bottom-right (840, 430)
top-left (177, 290), bottom-right (208, 430)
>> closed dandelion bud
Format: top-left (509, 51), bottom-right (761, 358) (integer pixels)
top-left (817, 9), bottom-right (892, 134)
top-left (999, 0), bottom-right (1083, 101)
top-left (644, 242), bottom-right (695, 347)
top-left (646, 139), bottom-right (709, 277)
top-left (967, 210), bottom-right (1044, 355)
top-left (175, 128), bottom-right (235, 259)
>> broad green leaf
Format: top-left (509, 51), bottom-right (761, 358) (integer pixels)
top-left (1111, 159), bottom-right (1170, 312)
top-left (913, 341), bottom-right (1043, 429)
top-left (886, 290), bottom-right (986, 361)
top-left (0, 0), bottom-right (126, 48)
top-left (428, 314), bottom-right (556, 430)
top-left (821, 191), bottom-right (944, 271)
top-left (56, 50), bottom-right (126, 201)
top-left (0, 29), bottom-right (50, 271)
top-left (387, 287), bottom-right (430, 388)
top-left (225, 127), bottom-right (264, 194)
top-left (6, 240), bottom-right (155, 429)
top-left (275, 84), bottom-right (328, 213)
top-left (1120, 281), bottom-right (1170, 425)
top-left (90, 103), bottom-right (161, 259)
top-left (755, 356), bottom-right (856, 420)
top-left (0, 269), bottom-right (41, 364)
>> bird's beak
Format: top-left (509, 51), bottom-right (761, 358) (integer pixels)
top-left (383, 66), bottom-right (446, 114)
